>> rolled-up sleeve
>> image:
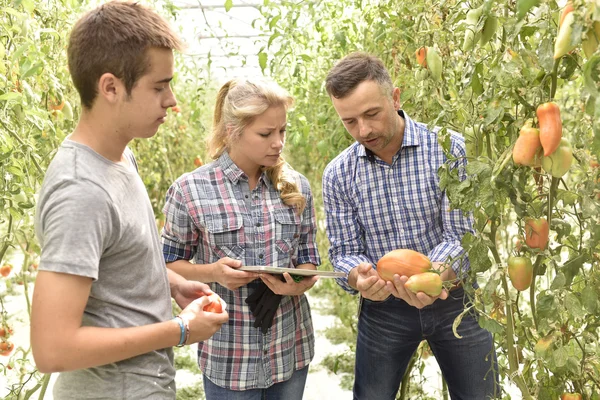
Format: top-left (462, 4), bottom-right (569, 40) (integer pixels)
top-left (322, 165), bottom-right (370, 295)
top-left (296, 178), bottom-right (321, 266)
top-left (428, 136), bottom-right (474, 278)
top-left (161, 181), bottom-right (198, 263)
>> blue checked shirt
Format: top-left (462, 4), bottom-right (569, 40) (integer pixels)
top-left (161, 151), bottom-right (320, 390)
top-left (323, 111), bottom-right (474, 294)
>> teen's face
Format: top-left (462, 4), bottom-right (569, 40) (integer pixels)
top-left (118, 47), bottom-right (177, 139)
top-left (331, 80), bottom-right (401, 155)
top-left (229, 105), bottom-right (287, 172)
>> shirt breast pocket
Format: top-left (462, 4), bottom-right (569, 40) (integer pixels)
top-left (205, 214), bottom-right (245, 260)
top-left (401, 193), bottom-right (439, 234)
top-left (272, 207), bottom-right (301, 267)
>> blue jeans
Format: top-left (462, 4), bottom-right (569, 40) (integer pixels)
top-left (354, 287), bottom-right (499, 400)
top-left (203, 366), bottom-right (309, 400)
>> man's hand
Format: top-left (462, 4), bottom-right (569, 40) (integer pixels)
top-left (211, 257), bottom-right (258, 290)
top-left (259, 272), bottom-right (318, 296)
top-left (386, 275), bottom-right (448, 309)
top-left (171, 280), bottom-right (213, 309)
top-left (352, 262), bottom-right (390, 301)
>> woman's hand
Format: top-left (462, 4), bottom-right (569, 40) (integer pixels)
top-left (259, 265), bottom-right (319, 296)
top-left (211, 257), bottom-right (258, 290)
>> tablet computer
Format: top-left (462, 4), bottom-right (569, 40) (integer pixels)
top-left (239, 266), bottom-right (345, 278)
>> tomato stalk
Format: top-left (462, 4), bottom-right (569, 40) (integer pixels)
top-left (547, 177), bottom-right (559, 225)
top-left (529, 255), bottom-right (543, 331)
top-left (0, 203), bottom-right (13, 266)
top-left (0, 119), bottom-right (45, 176)
top-left (20, 243), bottom-right (33, 318)
top-left (550, 58), bottom-right (560, 101)
top-left (501, 274), bottom-right (535, 399)
top-left (489, 236), bottom-right (533, 398)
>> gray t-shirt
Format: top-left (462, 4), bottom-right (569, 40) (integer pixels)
top-left (35, 139), bottom-right (175, 399)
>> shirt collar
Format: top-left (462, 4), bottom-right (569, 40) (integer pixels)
top-left (216, 151), bottom-right (271, 188)
top-left (362, 110), bottom-right (420, 160)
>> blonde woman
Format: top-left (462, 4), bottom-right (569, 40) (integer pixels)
top-left (161, 79), bottom-right (321, 399)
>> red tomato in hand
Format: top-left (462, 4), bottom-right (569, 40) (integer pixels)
top-left (203, 293), bottom-right (224, 313)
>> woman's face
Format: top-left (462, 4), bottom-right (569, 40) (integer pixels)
top-left (229, 104), bottom-right (287, 175)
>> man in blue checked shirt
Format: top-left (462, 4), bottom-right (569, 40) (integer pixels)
top-left (322, 52), bottom-right (499, 400)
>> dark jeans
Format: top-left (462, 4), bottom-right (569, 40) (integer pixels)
top-left (354, 287), bottom-right (499, 400)
top-left (203, 366), bottom-right (309, 400)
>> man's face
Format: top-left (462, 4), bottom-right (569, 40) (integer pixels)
top-left (229, 104), bottom-right (287, 171)
top-left (117, 47), bottom-right (177, 139)
top-left (331, 80), bottom-right (401, 156)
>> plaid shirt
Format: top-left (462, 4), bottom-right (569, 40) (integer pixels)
top-left (323, 111), bottom-right (474, 294)
top-left (161, 151), bottom-right (320, 390)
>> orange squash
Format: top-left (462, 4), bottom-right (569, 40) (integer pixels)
top-left (376, 249), bottom-right (432, 281)
top-left (537, 102), bottom-right (562, 156)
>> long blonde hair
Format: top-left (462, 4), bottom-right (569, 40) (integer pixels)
top-left (209, 79), bottom-right (306, 213)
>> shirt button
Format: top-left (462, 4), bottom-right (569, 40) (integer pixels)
top-left (258, 254), bottom-right (264, 259)
top-left (245, 195), bottom-right (249, 198)
top-left (293, 234), bottom-right (299, 238)
top-left (264, 349), bottom-right (268, 355)
top-left (256, 223), bottom-right (261, 227)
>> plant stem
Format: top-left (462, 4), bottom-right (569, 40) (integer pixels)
top-left (547, 177), bottom-right (559, 225)
top-left (399, 352), bottom-right (417, 400)
top-left (501, 274), bottom-right (535, 399)
top-left (38, 374), bottom-right (51, 400)
top-left (0, 202), bottom-right (14, 266)
top-left (550, 58), bottom-right (560, 100)
top-left (442, 377), bottom-right (449, 400)
top-left (529, 255), bottom-right (543, 331)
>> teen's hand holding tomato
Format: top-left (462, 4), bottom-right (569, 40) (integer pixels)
top-left (178, 292), bottom-right (228, 344)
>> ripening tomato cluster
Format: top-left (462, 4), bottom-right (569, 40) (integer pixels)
top-left (0, 325), bottom-right (14, 357)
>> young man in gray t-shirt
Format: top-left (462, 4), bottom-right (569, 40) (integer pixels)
top-left (31, 2), bottom-right (229, 399)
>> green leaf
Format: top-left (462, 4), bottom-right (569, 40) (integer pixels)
top-left (581, 286), bottom-right (598, 313)
top-left (550, 272), bottom-right (566, 290)
top-left (517, 0), bottom-right (540, 20)
top-left (224, 0), bottom-right (233, 12)
top-left (564, 292), bottom-right (586, 320)
top-left (21, 62), bottom-right (43, 79)
top-left (538, 38), bottom-right (554, 71)
top-left (469, 240), bottom-right (493, 273)
top-left (268, 15), bottom-right (281, 30)
top-left (583, 55), bottom-right (600, 96)
top-left (21, 0), bottom-right (34, 13)
top-left (258, 52), bottom-right (268, 73)
top-left (268, 32), bottom-right (281, 48)
top-left (552, 345), bottom-right (568, 368)
top-left (0, 92), bottom-right (22, 102)
top-left (479, 316), bottom-right (504, 334)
